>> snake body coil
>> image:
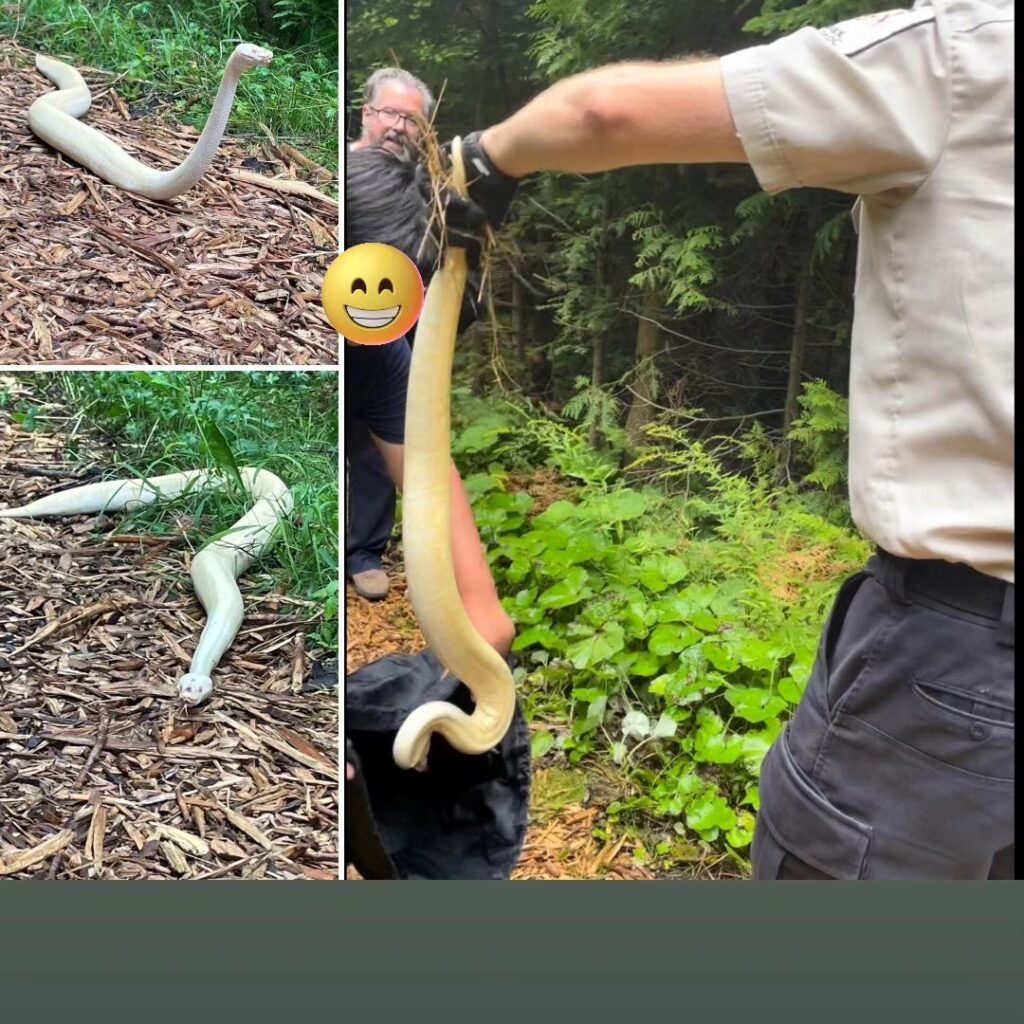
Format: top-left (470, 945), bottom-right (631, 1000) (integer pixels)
top-left (28, 44), bottom-right (273, 200)
top-left (0, 468), bottom-right (293, 703)
top-left (391, 138), bottom-right (517, 771)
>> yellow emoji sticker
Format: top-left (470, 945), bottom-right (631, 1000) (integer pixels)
top-left (322, 243), bottom-right (425, 345)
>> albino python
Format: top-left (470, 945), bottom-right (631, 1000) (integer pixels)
top-left (392, 138), bottom-right (517, 770)
top-left (28, 43), bottom-right (273, 200)
top-left (0, 468), bottom-right (293, 703)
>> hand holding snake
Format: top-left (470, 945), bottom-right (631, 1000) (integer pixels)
top-left (392, 138), bottom-right (517, 770)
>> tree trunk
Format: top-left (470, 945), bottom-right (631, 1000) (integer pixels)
top-left (512, 275), bottom-right (525, 370)
top-left (589, 335), bottom-right (606, 449)
top-left (255, 1), bottom-right (275, 37)
top-left (624, 290), bottom-right (662, 449)
top-left (777, 269), bottom-right (811, 482)
top-left (529, 349), bottom-right (552, 401)
top-left (483, 0), bottom-right (513, 115)
top-left (589, 182), bottom-right (610, 450)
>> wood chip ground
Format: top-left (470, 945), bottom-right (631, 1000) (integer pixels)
top-left (0, 40), bottom-right (338, 366)
top-left (0, 380), bottom-right (338, 879)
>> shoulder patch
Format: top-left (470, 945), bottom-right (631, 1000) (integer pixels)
top-left (819, 7), bottom-right (935, 56)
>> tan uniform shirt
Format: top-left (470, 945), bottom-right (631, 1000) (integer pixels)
top-left (720, 1), bottom-right (1014, 582)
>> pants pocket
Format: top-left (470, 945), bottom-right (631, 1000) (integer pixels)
top-left (752, 727), bottom-right (872, 880)
top-left (913, 677), bottom-right (1015, 727)
top-left (823, 573), bottom-right (895, 717)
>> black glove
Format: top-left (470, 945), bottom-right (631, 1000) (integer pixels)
top-left (414, 163), bottom-right (487, 270)
top-left (452, 130), bottom-right (519, 229)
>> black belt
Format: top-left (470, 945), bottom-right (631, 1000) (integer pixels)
top-left (870, 548), bottom-right (1012, 621)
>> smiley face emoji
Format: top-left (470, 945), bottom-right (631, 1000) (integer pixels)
top-left (322, 243), bottom-right (425, 345)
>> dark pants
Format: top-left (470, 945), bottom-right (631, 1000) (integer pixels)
top-left (752, 549), bottom-right (1015, 880)
top-left (345, 418), bottom-right (396, 576)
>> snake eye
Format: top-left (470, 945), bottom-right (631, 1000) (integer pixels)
top-left (352, 278), bottom-right (367, 293)
top-left (378, 278), bottom-right (394, 294)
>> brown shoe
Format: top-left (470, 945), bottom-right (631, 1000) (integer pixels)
top-left (350, 568), bottom-right (389, 601)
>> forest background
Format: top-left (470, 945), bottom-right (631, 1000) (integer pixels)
top-left (346, 0), bottom-right (886, 874)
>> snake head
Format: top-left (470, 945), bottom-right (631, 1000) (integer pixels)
top-left (232, 44), bottom-right (274, 69)
top-left (177, 672), bottom-right (214, 705)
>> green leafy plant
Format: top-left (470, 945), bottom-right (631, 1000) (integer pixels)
top-left (451, 390), bottom-right (868, 863)
top-left (786, 379), bottom-right (850, 523)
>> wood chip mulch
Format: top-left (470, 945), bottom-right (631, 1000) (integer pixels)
top-left (344, 565), bottom-right (425, 675)
top-left (0, 385), bottom-right (339, 879)
top-left (0, 40), bottom-right (338, 366)
top-left (512, 805), bottom-right (655, 881)
top-left (346, 558), bottom-right (649, 880)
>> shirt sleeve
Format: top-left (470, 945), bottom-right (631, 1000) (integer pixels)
top-left (719, 7), bottom-right (949, 196)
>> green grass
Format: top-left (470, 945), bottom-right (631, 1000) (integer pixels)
top-left (1, 0), bottom-right (338, 171)
top-left (9, 371), bottom-right (339, 653)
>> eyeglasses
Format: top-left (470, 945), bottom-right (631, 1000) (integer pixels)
top-left (367, 106), bottom-right (421, 130)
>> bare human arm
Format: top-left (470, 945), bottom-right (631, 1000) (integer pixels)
top-left (479, 59), bottom-right (746, 179)
top-left (373, 437), bottom-right (515, 657)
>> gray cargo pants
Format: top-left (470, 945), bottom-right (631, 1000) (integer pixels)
top-left (752, 550), bottom-right (1015, 880)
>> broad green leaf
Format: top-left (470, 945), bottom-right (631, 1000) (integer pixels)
top-left (726, 811), bottom-right (756, 849)
top-left (638, 561), bottom-right (668, 593)
top-left (627, 650), bottom-right (662, 677)
top-left (531, 731), bottom-right (555, 758)
top-left (701, 638), bottom-right (740, 673)
top-left (738, 636), bottom-right (786, 673)
top-left (778, 675), bottom-right (806, 705)
top-left (694, 731), bottom-right (745, 764)
top-left (566, 623), bottom-right (625, 670)
top-left (725, 686), bottom-right (788, 723)
top-left (512, 625), bottom-right (563, 652)
top-left (648, 623), bottom-right (703, 657)
top-left (599, 488), bottom-right (647, 521)
top-left (564, 531), bottom-right (606, 564)
top-left (685, 790), bottom-right (737, 833)
top-left (538, 566), bottom-right (590, 608)
top-left (690, 609), bottom-right (720, 633)
top-left (533, 499), bottom-right (577, 526)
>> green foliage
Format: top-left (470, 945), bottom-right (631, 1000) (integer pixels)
top-left (26, 371), bottom-right (339, 654)
top-left (453, 391), bottom-right (869, 861)
top-left (1, 0), bottom-right (338, 170)
top-left (460, 400), bottom-right (623, 489)
top-left (743, 0), bottom-right (891, 37)
top-left (730, 191), bottom-right (795, 242)
top-left (628, 212), bottom-right (732, 315)
top-left (348, 0), bottom-right (872, 870)
top-left (786, 379), bottom-right (850, 522)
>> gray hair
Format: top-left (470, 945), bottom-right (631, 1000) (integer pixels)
top-left (364, 67), bottom-right (435, 119)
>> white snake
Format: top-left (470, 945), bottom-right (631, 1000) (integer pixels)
top-left (0, 468), bottom-right (293, 703)
top-left (28, 43), bottom-right (273, 200)
top-left (392, 139), bottom-right (517, 771)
